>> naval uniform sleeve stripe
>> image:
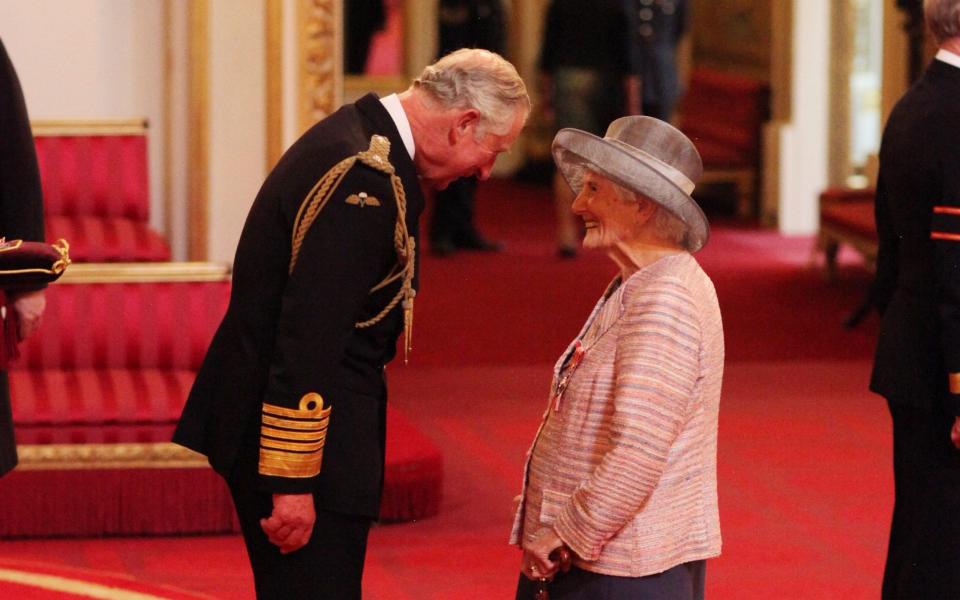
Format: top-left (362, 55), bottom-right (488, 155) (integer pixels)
top-left (261, 414), bottom-right (328, 432)
top-left (950, 373), bottom-right (960, 395)
top-left (261, 426), bottom-right (327, 442)
top-left (931, 231), bottom-right (960, 242)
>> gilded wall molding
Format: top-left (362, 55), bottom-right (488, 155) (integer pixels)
top-left (266, 0), bottom-right (284, 170)
top-left (187, 0), bottom-right (210, 261)
top-left (16, 443), bottom-right (209, 471)
top-left (828, 0), bottom-right (853, 187)
top-left (298, 0), bottom-right (341, 132)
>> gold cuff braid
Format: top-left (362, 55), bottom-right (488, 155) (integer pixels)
top-left (949, 373), bottom-right (960, 395)
top-left (258, 393), bottom-right (331, 478)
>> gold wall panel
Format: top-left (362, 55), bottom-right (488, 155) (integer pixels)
top-left (298, 0), bottom-right (340, 132)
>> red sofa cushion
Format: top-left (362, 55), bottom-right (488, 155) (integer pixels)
top-left (678, 68), bottom-right (769, 167)
top-left (45, 215), bottom-right (171, 262)
top-left (34, 135), bottom-right (150, 221)
top-left (34, 133), bottom-right (150, 220)
top-left (9, 368), bottom-right (195, 427)
top-left (12, 279), bottom-right (229, 370)
top-left (821, 201), bottom-right (876, 239)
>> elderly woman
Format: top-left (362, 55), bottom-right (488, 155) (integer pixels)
top-left (511, 116), bottom-right (723, 600)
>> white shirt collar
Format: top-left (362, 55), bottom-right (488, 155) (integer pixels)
top-left (936, 48), bottom-right (960, 70)
top-left (379, 94), bottom-right (415, 161)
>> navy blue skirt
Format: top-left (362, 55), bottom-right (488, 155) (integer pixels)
top-left (515, 560), bottom-right (705, 600)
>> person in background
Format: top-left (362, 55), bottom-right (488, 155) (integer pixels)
top-left (625, 0), bottom-right (688, 121)
top-left (0, 38), bottom-right (47, 478)
top-left (174, 48), bottom-right (529, 599)
top-left (429, 0), bottom-right (508, 256)
top-left (539, 0), bottom-right (635, 258)
top-left (511, 116), bottom-right (723, 600)
top-left (869, 0), bottom-right (960, 597)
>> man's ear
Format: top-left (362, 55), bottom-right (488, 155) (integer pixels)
top-left (451, 109), bottom-right (482, 142)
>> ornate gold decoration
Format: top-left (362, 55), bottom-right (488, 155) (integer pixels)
top-left (188, 0), bottom-right (210, 261)
top-left (0, 239), bottom-right (23, 252)
top-left (298, 0), bottom-right (340, 132)
top-left (259, 392), bottom-right (332, 478)
top-left (15, 442), bottom-right (209, 471)
top-left (0, 239), bottom-right (70, 278)
top-left (58, 261), bottom-right (230, 284)
top-left (30, 119), bottom-right (148, 137)
top-left (266, 0), bottom-right (284, 170)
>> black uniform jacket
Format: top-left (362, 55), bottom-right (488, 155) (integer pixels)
top-left (0, 38), bottom-right (46, 477)
top-left (870, 59), bottom-right (960, 415)
top-left (174, 94), bottom-right (424, 517)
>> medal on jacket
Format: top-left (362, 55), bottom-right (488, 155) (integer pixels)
top-left (552, 340), bottom-right (585, 412)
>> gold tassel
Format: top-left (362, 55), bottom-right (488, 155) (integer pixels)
top-left (403, 289), bottom-right (416, 364)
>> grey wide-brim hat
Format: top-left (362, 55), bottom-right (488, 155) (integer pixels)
top-left (552, 116), bottom-right (710, 252)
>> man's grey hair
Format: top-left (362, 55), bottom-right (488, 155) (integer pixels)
top-left (414, 48), bottom-right (531, 138)
top-left (613, 184), bottom-right (694, 251)
top-left (925, 0), bottom-right (960, 44)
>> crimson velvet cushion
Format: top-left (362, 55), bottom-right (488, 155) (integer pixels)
top-left (33, 128), bottom-right (171, 262)
top-left (9, 280), bottom-right (229, 444)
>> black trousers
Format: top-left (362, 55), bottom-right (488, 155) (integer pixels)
top-left (882, 402), bottom-right (960, 600)
top-left (429, 176), bottom-right (478, 245)
top-left (229, 459), bottom-right (372, 600)
top-left (0, 371), bottom-right (16, 477)
top-left (515, 561), bottom-right (705, 600)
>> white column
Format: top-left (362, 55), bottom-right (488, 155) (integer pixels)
top-left (207, 0), bottom-right (268, 263)
top-left (778, 0), bottom-right (830, 235)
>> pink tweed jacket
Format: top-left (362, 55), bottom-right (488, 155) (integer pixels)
top-left (510, 252), bottom-right (724, 577)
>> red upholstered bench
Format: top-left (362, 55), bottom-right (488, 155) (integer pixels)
top-left (678, 69), bottom-right (770, 219)
top-left (817, 187), bottom-right (877, 280)
top-left (33, 120), bottom-right (171, 262)
top-left (0, 263), bottom-right (442, 536)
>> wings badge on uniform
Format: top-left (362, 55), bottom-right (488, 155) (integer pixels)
top-left (345, 192), bottom-right (382, 208)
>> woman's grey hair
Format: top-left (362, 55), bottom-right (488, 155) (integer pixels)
top-left (925, 0), bottom-right (960, 43)
top-left (613, 184), bottom-right (694, 251)
top-left (414, 48), bottom-right (531, 138)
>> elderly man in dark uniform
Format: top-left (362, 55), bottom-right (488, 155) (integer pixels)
top-left (173, 48), bottom-right (528, 599)
top-left (870, 1), bottom-right (960, 597)
top-left (0, 38), bottom-right (47, 478)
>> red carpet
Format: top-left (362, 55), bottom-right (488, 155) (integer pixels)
top-left (0, 558), bottom-right (211, 599)
top-left (0, 180), bottom-right (891, 598)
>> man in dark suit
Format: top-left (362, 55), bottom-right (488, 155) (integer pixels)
top-left (624, 0), bottom-right (687, 121)
top-left (173, 48), bottom-right (528, 599)
top-left (870, 1), bottom-right (960, 597)
top-left (429, 0), bottom-right (508, 256)
top-left (0, 38), bottom-right (47, 478)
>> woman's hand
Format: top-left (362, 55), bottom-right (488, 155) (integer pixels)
top-left (520, 526), bottom-right (568, 580)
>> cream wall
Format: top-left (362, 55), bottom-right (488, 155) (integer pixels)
top-left (777, 0), bottom-right (830, 235)
top-left (207, 0), bottom-right (267, 263)
top-left (0, 0), bottom-right (167, 243)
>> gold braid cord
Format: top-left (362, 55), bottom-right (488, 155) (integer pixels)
top-left (289, 135), bottom-right (417, 362)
